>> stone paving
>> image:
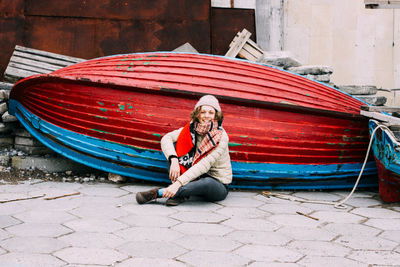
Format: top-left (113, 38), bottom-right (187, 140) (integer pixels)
top-left (0, 179), bottom-right (399, 266)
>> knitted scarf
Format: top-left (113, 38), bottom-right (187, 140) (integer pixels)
top-left (175, 120), bottom-right (223, 174)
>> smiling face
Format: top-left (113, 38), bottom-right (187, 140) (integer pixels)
top-left (198, 105), bottom-right (216, 123)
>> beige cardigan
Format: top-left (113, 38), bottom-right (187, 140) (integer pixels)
top-left (161, 127), bottom-right (233, 186)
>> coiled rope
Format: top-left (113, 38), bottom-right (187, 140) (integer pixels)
top-left (262, 123), bottom-right (389, 209)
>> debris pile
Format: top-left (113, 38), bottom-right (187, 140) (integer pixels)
top-left (336, 85), bottom-right (386, 106)
top-left (0, 87), bottom-right (16, 151)
top-left (288, 65), bottom-right (333, 84)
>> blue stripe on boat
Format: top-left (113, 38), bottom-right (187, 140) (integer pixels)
top-left (9, 99), bottom-right (378, 189)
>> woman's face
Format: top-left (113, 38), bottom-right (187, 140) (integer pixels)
top-left (198, 105), bottom-right (216, 123)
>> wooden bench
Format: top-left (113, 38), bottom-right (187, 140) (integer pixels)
top-left (4, 45), bottom-right (86, 84)
top-left (225, 29), bottom-right (264, 62)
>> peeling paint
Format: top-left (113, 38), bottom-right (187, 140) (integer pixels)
top-left (91, 129), bottom-right (115, 135)
top-left (94, 115), bottom-right (107, 120)
top-left (100, 108), bottom-right (108, 112)
top-left (97, 102), bottom-right (104, 106)
top-left (118, 104), bottom-right (125, 111)
top-left (152, 133), bottom-right (162, 138)
top-left (229, 142), bottom-right (242, 147)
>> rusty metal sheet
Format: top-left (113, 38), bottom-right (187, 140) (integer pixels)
top-left (24, 0), bottom-right (210, 21)
top-left (211, 7), bottom-right (256, 55)
top-left (24, 16), bottom-right (210, 58)
top-left (0, 0), bottom-right (211, 78)
top-left (0, 0), bottom-right (25, 79)
top-left (0, 0), bottom-right (24, 15)
top-left (0, 18), bottom-right (24, 80)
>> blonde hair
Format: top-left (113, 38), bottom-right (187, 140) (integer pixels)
top-left (190, 106), bottom-right (224, 122)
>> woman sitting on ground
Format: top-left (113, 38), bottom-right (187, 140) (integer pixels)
top-left (136, 94), bottom-right (232, 206)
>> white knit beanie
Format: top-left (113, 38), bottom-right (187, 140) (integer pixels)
top-left (194, 95), bottom-right (221, 112)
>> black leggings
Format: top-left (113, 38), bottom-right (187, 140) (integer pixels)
top-left (175, 176), bottom-right (229, 202)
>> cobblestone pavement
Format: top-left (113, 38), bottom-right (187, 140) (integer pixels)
top-left (0, 179), bottom-right (399, 266)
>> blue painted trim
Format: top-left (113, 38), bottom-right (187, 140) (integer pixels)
top-left (369, 120), bottom-right (400, 175)
top-left (9, 100), bottom-right (378, 189)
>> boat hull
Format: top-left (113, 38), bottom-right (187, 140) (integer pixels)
top-left (370, 120), bottom-right (400, 202)
top-left (9, 52), bottom-right (378, 189)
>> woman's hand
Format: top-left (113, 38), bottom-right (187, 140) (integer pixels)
top-left (169, 158), bottom-right (180, 182)
top-left (162, 181), bottom-right (182, 198)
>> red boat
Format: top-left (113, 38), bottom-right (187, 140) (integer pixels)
top-left (9, 52), bottom-right (378, 189)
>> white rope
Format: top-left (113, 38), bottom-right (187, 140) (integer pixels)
top-left (262, 123), bottom-right (390, 209)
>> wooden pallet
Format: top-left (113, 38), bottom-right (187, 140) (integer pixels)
top-left (225, 29), bottom-right (264, 62)
top-left (361, 105), bottom-right (400, 126)
top-left (4, 45), bottom-right (86, 84)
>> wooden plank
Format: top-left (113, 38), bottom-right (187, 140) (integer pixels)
top-left (360, 110), bottom-right (400, 125)
top-left (4, 45), bottom-right (86, 83)
top-left (229, 35), bottom-right (239, 48)
top-left (365, 0), bottom-right (400, 8)
top-left (13, 50), bottom-right (81, 67)
top-left (227, 29), bottom-right (264, 61)
top-left (10, 57), bottom-right (62, 73)
top-left (247, 38), bottom-right (264, 53)
top-left (3, 67), bottom-right (39, 83)
top-left (15, 45), bottom-right (85, 63)
top-left (361, 106), bottom-right (400, 113)
top-left (225, 29), bottom-right (251, 58)
top-left (238, 49), bottom-right (258, 61)
top-left (240, 42), bottom-right (263, 61)
top-left (7, 62), bottom-right (55, 74)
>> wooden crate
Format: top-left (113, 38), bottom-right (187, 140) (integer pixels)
top-left (225, 29), bottom-right (264, 61)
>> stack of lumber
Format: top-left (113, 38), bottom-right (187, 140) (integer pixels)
top-left (4, 45), bottom-right (85, 84)
top-left (2, 45), bottom-right (85, 155)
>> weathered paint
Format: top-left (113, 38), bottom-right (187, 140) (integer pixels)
top-left (9, 52), bottom-right (379, 189)
top-left (369, 120), bottom-right (400, 202)
top-left (10, 100), bottom-right (378, 189)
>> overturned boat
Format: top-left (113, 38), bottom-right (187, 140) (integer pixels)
top-left (9, 52), bottom-right (378, 189)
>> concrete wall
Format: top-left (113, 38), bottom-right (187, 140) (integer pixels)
top-left (213, 0), bottom-right (400, 105)
top-left (284, 0), bottom-right (399, 91)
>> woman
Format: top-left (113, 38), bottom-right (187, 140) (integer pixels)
top-left (136, 95), bottom-right (232, 206)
